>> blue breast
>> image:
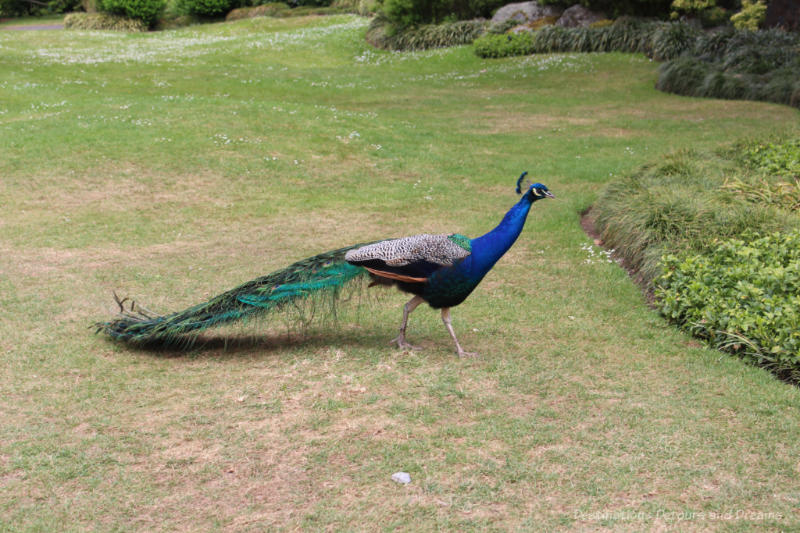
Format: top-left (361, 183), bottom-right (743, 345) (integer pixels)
top-left (422, 257), bottom-right (482, 308)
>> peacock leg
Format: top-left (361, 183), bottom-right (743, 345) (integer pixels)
top-left (441, 308), bottom-right (478, 358)
top-left (390, 295), bottom-right (424, 350)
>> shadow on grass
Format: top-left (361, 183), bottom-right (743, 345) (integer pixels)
top-left (98, 328), bottom-right (399, 359)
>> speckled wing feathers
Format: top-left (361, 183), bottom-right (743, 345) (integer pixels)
top-left (344, 234), bottom-right (470, 268)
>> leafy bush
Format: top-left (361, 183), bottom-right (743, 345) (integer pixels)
top-left (730, 0), bottom-right (766, 30)
top-left (175, 0), bottom-right (240, 17)
top-left (64, 11), bottom-right (148, 29)
top-left (670, 0), bottom-right (714, 19)
top-left (98, 0), bottom-right (165, 25)
top-left (473, 31), bottom-right (535, 58)
top-left (668, 0), bottom-right (732, 26)
top-left (742, 138), bottom-right (800, 178)
top-left (657, 231), bottom-right (800, 381)
top-left (367, 17), bottom-right (486, 50)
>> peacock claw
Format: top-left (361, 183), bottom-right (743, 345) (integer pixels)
top-left (457, 350), bottom-right (479, 358)
top-left (390, 336), bottom-right (421, 351)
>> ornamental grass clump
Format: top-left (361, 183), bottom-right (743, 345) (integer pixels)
top-left (474, 20), bottom-right (697, 59)
top-left (592, 142), bottom-right (800, 287)
top-left (64, 11), bottom-right (148, 30)
top-left (657, 28), bottom-right (800, 107)
top-left (366, 17), bottom-right (486, 50)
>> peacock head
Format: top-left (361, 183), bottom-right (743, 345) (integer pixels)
top-left (515, 172), bottom-right (555, 200)
top-left (529, 183), bottom-right (555, 200)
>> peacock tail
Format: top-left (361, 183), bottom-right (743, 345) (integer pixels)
top-left (97, 243), bottom-right (374, 345)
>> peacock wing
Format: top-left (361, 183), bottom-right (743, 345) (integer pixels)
top-left (344, 234), bottom-right (471, 282)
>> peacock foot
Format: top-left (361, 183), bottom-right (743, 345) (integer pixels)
top-left (456, 349), bottom-right (479, 358)
top-left (390, 335), bottom-right (421, 351)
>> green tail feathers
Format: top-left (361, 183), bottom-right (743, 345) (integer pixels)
top-left (97, 244), bottom-right (372, 345)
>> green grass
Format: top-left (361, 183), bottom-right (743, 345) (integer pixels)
top-left (0, 15), bottom-right (64, 27)
top-left (2, 15), bottom-right (800, 531)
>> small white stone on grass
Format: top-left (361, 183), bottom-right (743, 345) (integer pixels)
top-left (391, 472), bottom-right (411, 484)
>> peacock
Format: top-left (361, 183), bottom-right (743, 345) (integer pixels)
top-left (97, 173), bottom-right (554, 356)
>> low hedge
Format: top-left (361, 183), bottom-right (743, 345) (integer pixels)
top-left (657, 231), bottom-right (800, 382)
top-left (64, 11), bottom-right (148, 30)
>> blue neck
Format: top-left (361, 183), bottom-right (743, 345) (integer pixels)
top-left (468, 190), bottom-right (537, 276)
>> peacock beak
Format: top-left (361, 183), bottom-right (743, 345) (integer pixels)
top-left (544, 190), bottom-right (555, 199)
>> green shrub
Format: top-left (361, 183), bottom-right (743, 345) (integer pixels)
top-left (742, 138), bottom-right (800, 180)
top-left (64, 11), bottom-right (148, 29)
top-left (175, 0), bottom-right (240, 17)
top-left (656, 231), bottom-right (800, 381)
top-left (99, 0), bottom-right (165, 25)
top-left (473, 31), bottom-right (535, 58)
top-left (367, 17), bottom-right (486, 50)
top-left (730, 0), bottom-right (766, 30)
top-left (669, 0), bottom-right (714, 20)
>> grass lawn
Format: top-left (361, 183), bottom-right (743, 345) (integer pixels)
top-left (2, 15), bottom-right (800, 531)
